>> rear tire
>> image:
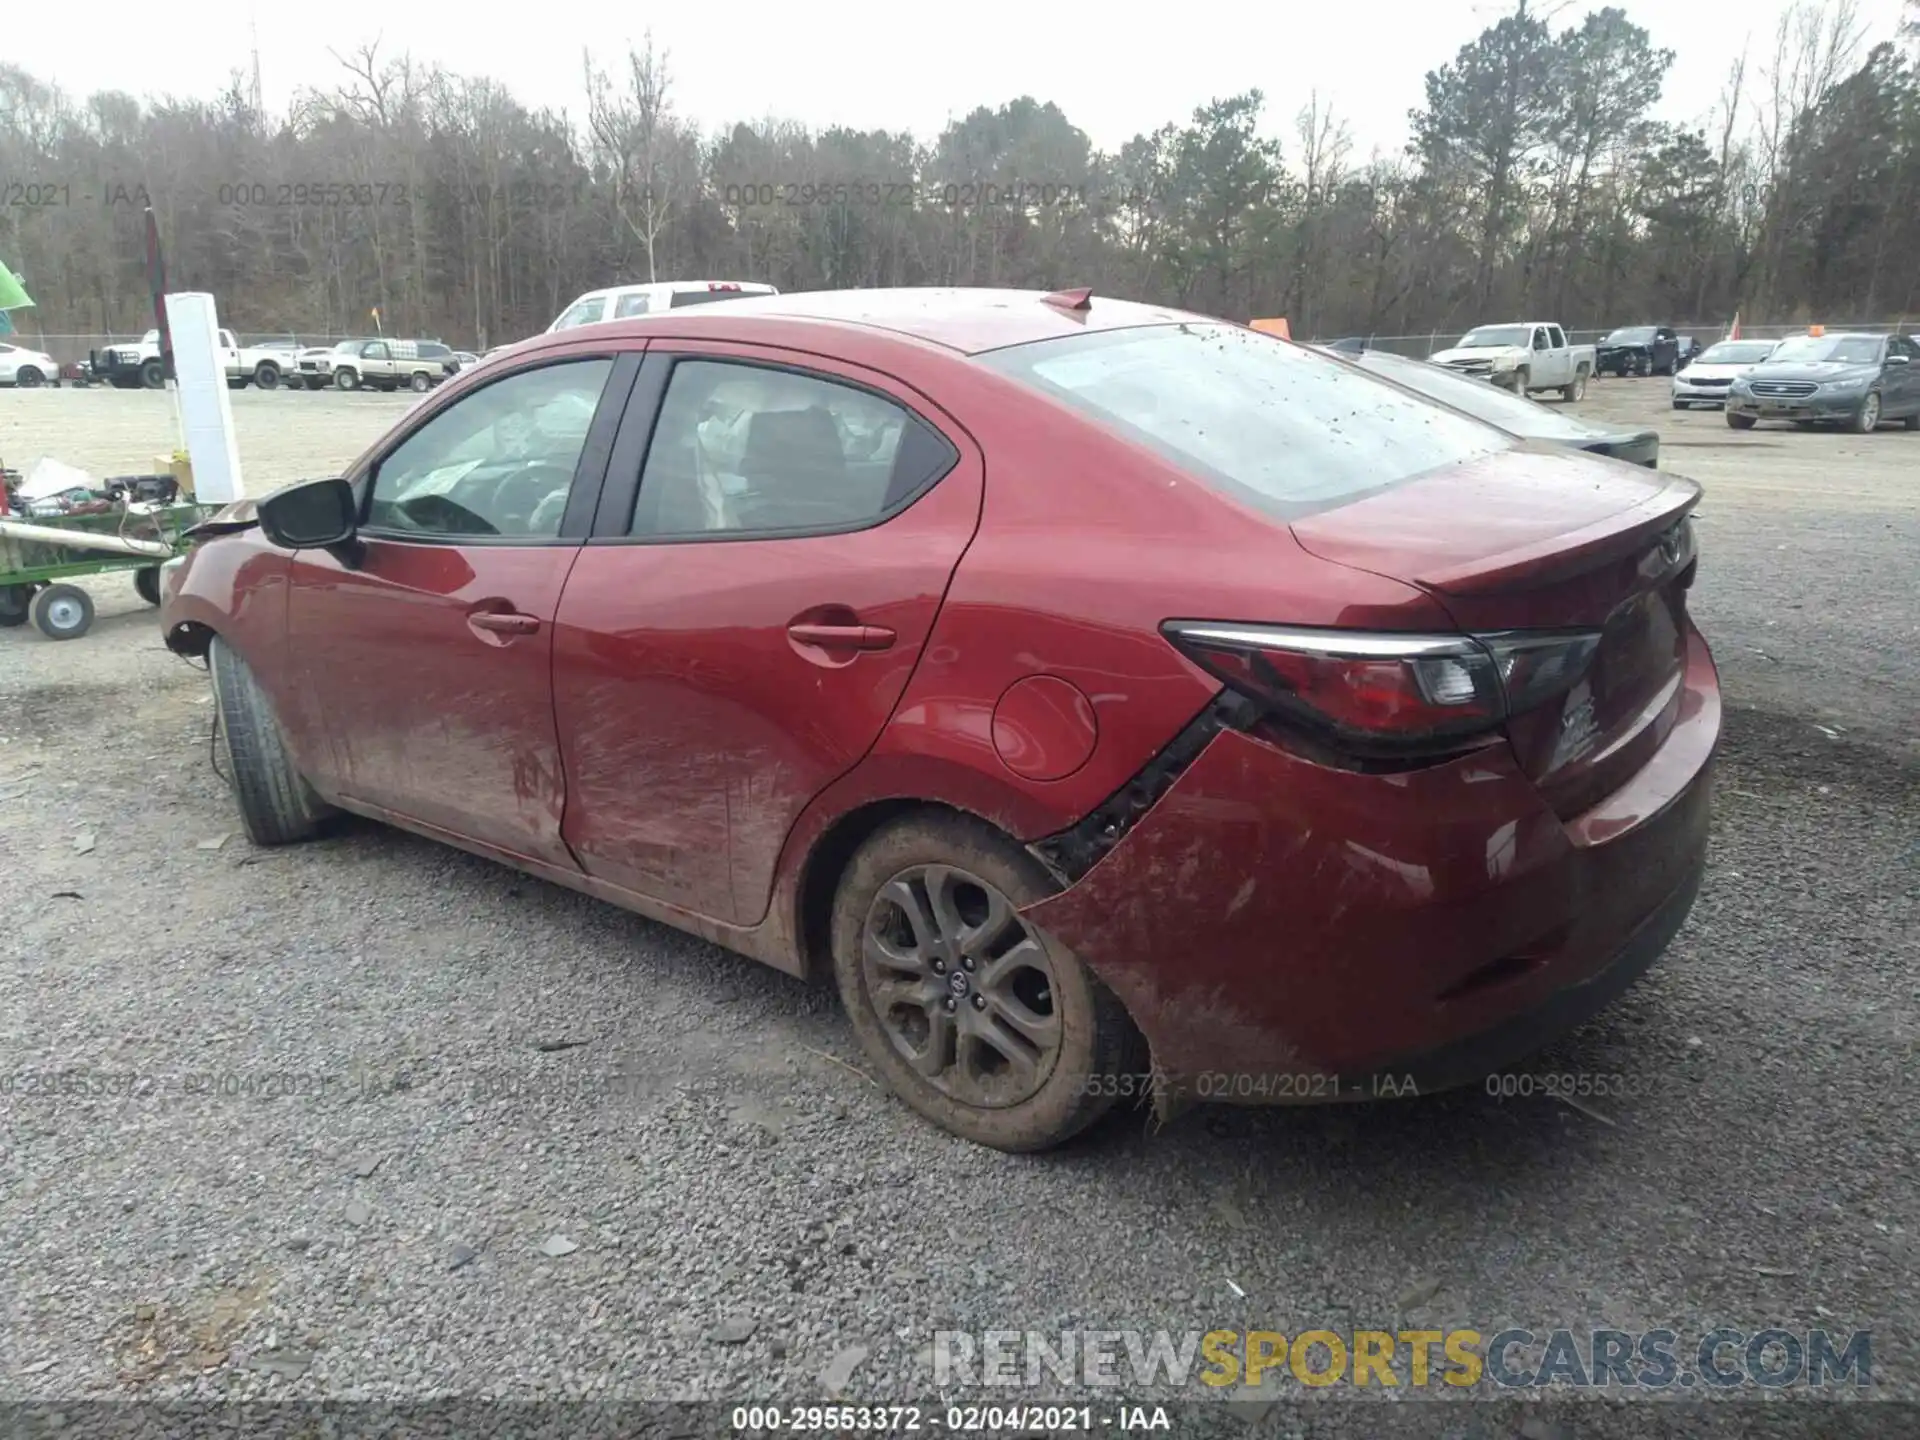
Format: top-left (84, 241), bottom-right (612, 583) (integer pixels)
top-left (207, 635), bottom-right (334, 846)
top-left (30, 584), bottom-right (94, 640)
top-left (139, 358), bottom-right (165, 389)
top-left (1727, 411), bottom-right (1757, 430)
top-left (409, 371), bottom-right (432, 393)
top-left (830, 812), bottom-right (1141, 1152)
top-left (16, 365), bottom-right (44, 388)
top-left (254, 362), bottom-right (281, 390)
top-left (1561, 368), bottom-right (1588, 402)
top-left (1903, 413), bottom-right (1920, 431)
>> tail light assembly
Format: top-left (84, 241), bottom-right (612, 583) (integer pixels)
top-left (1162, 621), bottom-right (1601, 762)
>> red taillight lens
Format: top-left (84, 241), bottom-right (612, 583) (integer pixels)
top-left (1163, 622), bottom-right (1599, 757)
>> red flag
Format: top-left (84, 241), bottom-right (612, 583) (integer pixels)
top-left (144, 207), bottom-right (173, 384)
top-left (1726, 311), bottom-right (1741, 341)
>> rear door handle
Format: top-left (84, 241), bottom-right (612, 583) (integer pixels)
top-left (469, 611), bottom-right (541, 635)
top-left (787, 622), bottom-right (895, 651)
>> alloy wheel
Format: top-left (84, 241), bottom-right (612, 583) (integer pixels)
top-left (861, 863), bottom-right (1063, 1108)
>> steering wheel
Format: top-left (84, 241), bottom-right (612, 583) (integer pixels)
top-left (397, 492), bottom-right (498, 535)
top-left (476, 462), bottom-right (577, 535)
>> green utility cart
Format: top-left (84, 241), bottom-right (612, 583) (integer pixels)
top-left (0, 500), bottom-right (219, 640)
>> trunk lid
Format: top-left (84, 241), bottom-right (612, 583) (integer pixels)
top-left (1290, 445), bottom-right (1699, 818)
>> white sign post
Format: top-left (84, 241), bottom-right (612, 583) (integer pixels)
top-left (162, 292), bottom-right (244, 505)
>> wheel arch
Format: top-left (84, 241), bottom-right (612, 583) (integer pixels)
top-left (793, 796), bottom-right (1044, 985)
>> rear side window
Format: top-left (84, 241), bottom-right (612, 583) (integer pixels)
top-left (669, 288), bottom-right (754, 309)
top-left (978, 324), bottom-right (1510, 520)
top-left (613, 292), bottom-right (653, 318)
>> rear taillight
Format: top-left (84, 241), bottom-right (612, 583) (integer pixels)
top-left (1162, 622), bottom-right (1600, 758)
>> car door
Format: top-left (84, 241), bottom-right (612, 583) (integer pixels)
top-left (550, 344), bottom-right (984, 923)
top-left (1655, 328), bottom-right (1678, 372)
top-left (283, 348), bottom-right (640, 866)
top-left (1886, 336), bottom-right (1920, 415)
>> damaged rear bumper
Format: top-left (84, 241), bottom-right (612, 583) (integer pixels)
top-left (1021, 627), bottom-right (1720, 1107)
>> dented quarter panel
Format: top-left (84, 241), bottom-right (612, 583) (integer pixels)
top-left (1021, 625), bottom-right (1720, 1088)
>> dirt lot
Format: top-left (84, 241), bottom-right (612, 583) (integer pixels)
top-left (1, 377), bottom-right (1915, 1431)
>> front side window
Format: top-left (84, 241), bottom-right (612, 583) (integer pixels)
top-left (981, 323), bottom-right (1510, 520)
top-left (629, 360), bottom-right (955, 537)
top-left (365, 359), bottom-right (612, 539)
top-left (363, 342), bottom-right (390, 362)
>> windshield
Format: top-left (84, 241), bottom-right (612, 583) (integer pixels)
top-left (978, 323), bottom-right (1511, 521)
top-left (332, 340), bottom-right (361, 353)
top-left (1698, 341), bottom-right (1776, 365)
top-left (1349, 351), bottom-right (1604, 441)
top-left (1605, 327), bottom-right (1658, 344)
top-left (1456, 327), bottom-right (1531, 349)
top-left (1764, 335), bottom-right (1883, 365)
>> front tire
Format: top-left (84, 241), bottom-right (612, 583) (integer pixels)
top-left (133, 566), bottom-right (162, 606)
top-left (830, 813), bottom-right (1140, 1152)
top-left (0, 584), bottom-right (32, 627)
top-left (1727, 411), bottom-right (1757, 430)
top-left (207, 636), bottom-right (334, 846)
top-left (334, 368), bottom-right (361, 392)
top-left (1848, 392), bottom-right (1882, 434)
top-left (139, 358), bottom-right (165, 389)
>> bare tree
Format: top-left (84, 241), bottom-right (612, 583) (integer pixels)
top-left (583, 33), bottom-right (689, 283)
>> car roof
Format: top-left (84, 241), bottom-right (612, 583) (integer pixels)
top-left (582, 280), bottom-right (777, 298)
top-left (548, 287), bottom-right (1215, 356)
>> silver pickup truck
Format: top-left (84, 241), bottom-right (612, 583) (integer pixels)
top-left (296, 338), bottom-right (456, 393)
top-left (1428, 322), bottom-right (1598, 401)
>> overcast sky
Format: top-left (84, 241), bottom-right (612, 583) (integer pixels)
top-left (11, 0), bottom-right (1915, 162)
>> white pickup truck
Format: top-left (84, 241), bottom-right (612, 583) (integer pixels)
top-left (90, 329), bottom-right (291, 391)
top-left (1428, 322), bottom-right (1597, 401)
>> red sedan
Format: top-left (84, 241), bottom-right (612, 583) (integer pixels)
top-left (161, 287), bottom-right (1719, 1152)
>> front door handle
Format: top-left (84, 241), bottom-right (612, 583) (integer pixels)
top-left (787, 621), bottom-right (895, 651)
top-left (469, 611), bottom-right (541, 636)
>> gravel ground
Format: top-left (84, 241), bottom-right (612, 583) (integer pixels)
top-left (1, 379), bottom-right (1915, 1436)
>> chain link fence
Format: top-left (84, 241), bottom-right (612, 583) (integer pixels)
top-left (1305, 321), bottom-right (1914, 358)
top-left (9, 333), bottom-right (425, 367)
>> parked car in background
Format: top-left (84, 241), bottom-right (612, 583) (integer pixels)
top-left (1428, 322), bottom-right (1595, 399)
top-left (1322, 344), bottom-right (1659, 466)
top-left (160, 286), bottom-right (1718, 1152)
top-left (546, 280), bottom-right (778, 333)
top-left (1671, 338), bottom-right (1779, 410)
top-left (297, 338), bottom-right (452, 393)
top-left (1675, 335), bottom-right (1705, 368)
top-left (1597, 326), bottom-right (1682, 377)
top-left (1725, 331), bottom-right (1920, 432)
top-left (452, 351), bottom-right (480, 371)
top-left (0, 341), bottom-right (58, 387)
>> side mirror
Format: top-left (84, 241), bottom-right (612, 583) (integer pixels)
top-left (258, 476), bottom-right (358, 553)
top-left (1887, 353), bottom-right (1910, 366)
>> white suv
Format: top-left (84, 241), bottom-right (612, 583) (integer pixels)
top-left (545, 281), bottom-right (778, 333)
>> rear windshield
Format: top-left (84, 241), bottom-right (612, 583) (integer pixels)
top-left (978, 324), bottom-right (1510, 520)
top-left (1349, 350), bottom-right (1604, 441)
top-left (668, 287), bottom-right (762, 308)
